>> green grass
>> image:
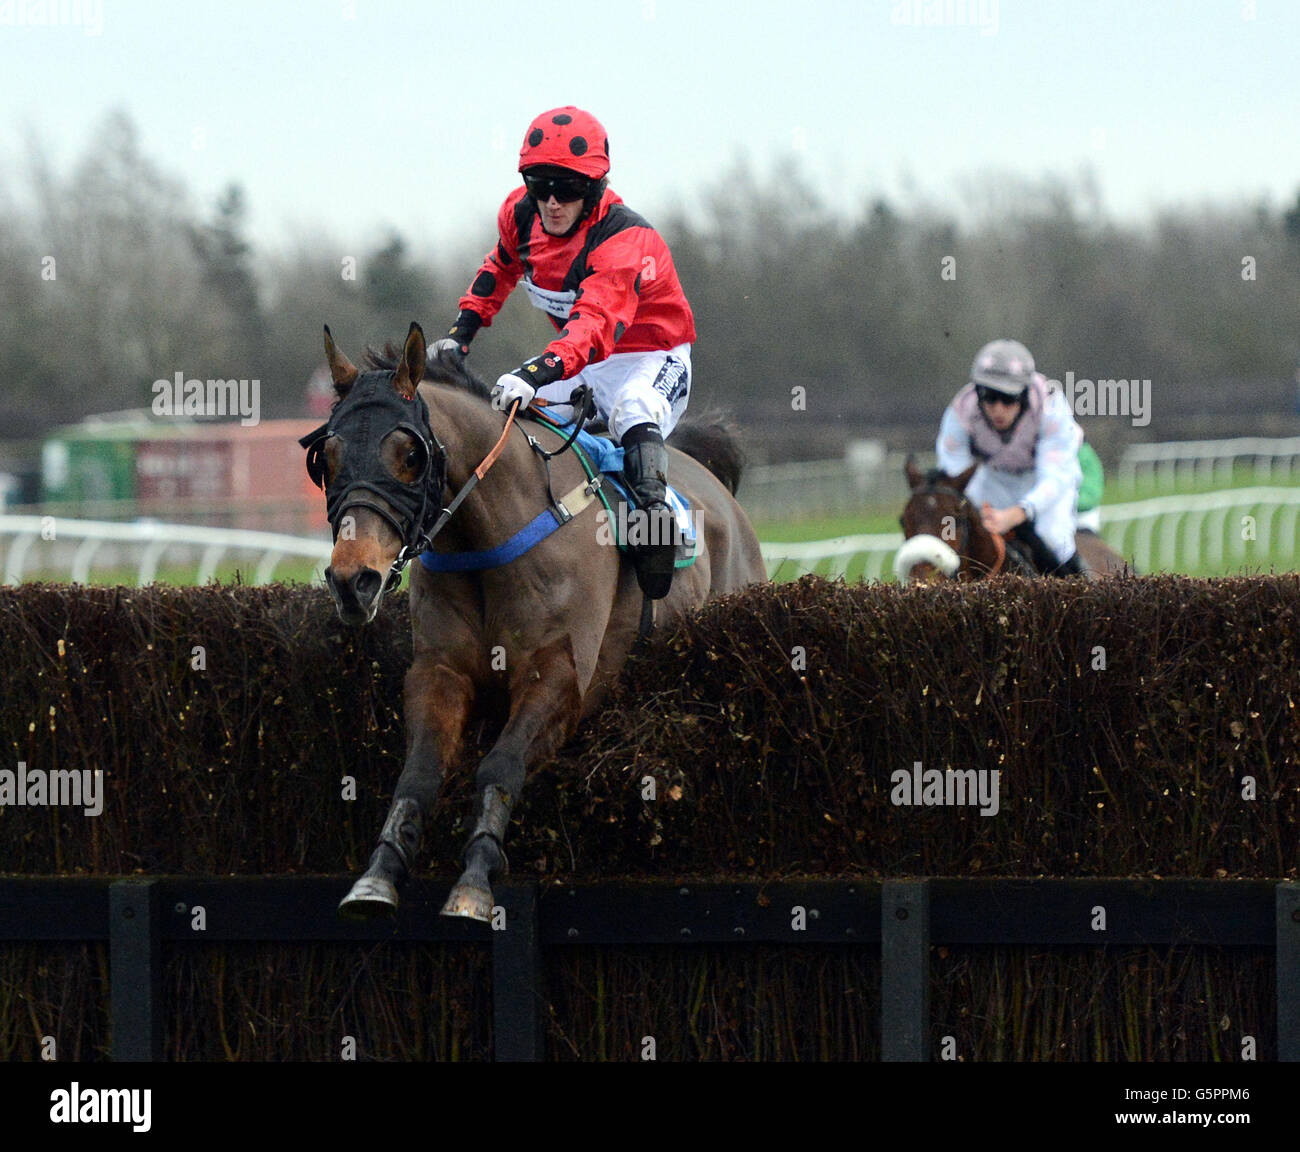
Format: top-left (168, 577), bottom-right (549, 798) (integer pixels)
top-left (752, 512), bottom-right (901, 541)
top-left (15, 560), bottom-right (329, 588)
top-left (755, 473), bottom-right (1300, 581)
top-left (1108, 464), bottom-right (1300, 503)
top-left (14, 468), bottom-right (1300, 585)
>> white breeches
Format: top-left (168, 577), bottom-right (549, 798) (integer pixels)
top-left (534, 343), bottom-right (692, 443)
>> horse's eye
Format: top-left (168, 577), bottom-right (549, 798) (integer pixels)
top-left (405, 449), bottom-right (421, 468)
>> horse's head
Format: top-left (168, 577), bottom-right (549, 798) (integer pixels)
top-left (895, 455), bottom-right (982, 585)
top-left (303, 322), bottom-right (446, 625)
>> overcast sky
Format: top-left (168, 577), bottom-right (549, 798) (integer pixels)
top-left (3, 0), bottom-right (1298, 260)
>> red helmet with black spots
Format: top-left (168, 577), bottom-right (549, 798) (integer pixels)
top-left (518, 107), bottom-right (610, 179)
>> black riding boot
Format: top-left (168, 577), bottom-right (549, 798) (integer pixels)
top-left (1052, 550), bottom-right (1087, 577)
top-left (621, 422), bottom-right (679, 600)
top-left (1011, 522), bottom-right (1083, 577)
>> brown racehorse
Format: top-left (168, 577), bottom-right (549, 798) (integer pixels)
top-left (311, 323), bottom-right (766, 921)
top-left (895, 456), bottom-right (1130, 583)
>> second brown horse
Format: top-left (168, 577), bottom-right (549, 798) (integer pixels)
top-left (896, 456), bottom-right (1130, 583)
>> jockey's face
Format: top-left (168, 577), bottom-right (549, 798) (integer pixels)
top-left (538, 194), bottom-right (584, 236)
top-left (980, 393), bottom-right (1022, 431)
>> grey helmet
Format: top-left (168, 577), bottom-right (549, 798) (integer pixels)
top-left (970, 339), bottom-right (1036, 397)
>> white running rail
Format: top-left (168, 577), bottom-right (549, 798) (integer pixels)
top-left (1117, 437), bottom-right (1300, 489)
top-left (0, 516), bottom-right (331, 586)
top-left (740, 450), bottom-right (930, 521)
top-left (1098, 487), bottom-right (1300, 573)
top-left (6, 490), bottom-right (1299, 587)
top-left (761, 533), bottom-right (905, 581)
top-left (759, 487), bottom-right (1300, 579)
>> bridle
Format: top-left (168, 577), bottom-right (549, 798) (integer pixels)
top-left (902, 473), bottom-right (1006, 578)
top-left (300, 372), bottom-right (451, 592)
top-left (301, 373), bottom-right (590, 592)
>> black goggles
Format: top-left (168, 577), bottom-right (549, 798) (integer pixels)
top-left (523, 173), bottom-right (592, 203)
top-left (976, 385), bottom-right (1023, 406)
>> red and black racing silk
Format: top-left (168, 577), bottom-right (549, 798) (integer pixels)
top-left (457, 186), bottom-right (695, 378)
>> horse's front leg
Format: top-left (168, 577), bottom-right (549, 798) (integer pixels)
top-left (338, 659), bottom-right (475, 919)
top-left (441, 635), bottom-right (583, 921)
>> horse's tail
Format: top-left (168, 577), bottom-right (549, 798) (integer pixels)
top-left (669, 411), bottom-right (747, 496)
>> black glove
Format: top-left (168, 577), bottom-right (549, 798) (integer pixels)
top-left (515, 351), bottom-right (565, 387)
top-left (430, 310), bottom-right (483, 363)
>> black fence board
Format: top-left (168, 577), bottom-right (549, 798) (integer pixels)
top-left (540, 881), bottom-right (881, 945)
top-left (493, 883), bottom-right (543, 1061)
top-left (0, 875), bottom-right (1290, 1062)
top-left (0, 877), bottom-right (111, 940)
top-left (929, 879), bottom-right (1276, 945)
top-left (153, 878), bottom-right (490, 943)
top-left (109, 880), bottom-right (161, 1061)
top-left (1277, 883), bottom-right (1300, 1062)
top-left (881, 880), bottom-right (930, 1061)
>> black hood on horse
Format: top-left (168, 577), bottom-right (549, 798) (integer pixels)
top-left (300, 370), bottom-right (447, 552)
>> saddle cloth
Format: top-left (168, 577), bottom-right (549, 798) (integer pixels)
top-left (541, 419), bottom-right (699, 565)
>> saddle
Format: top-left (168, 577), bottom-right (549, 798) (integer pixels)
top-left (525, 410), bottom-right (700, 569)
top-left (416, 407), bottom-right (699, 576)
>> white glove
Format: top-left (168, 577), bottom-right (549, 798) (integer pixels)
top-left (491, 373), bottom-right (535, 412)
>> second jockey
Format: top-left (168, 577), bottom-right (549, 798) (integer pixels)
top-left (434, 106), bottom-right (695, 600)
top-left (936, 338), bottom-right (1086, 576)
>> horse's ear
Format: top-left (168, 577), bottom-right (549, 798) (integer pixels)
top-left (393, 322), bottom-right (426, 400)
top-left (904, 454), bottom-right (925, 491)
top-left (953, 462), bottom-right (979, 492)
top-left (323, 325), bottom-right (359, 395)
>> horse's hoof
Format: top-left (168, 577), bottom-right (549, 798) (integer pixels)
top-left (338, 875), bottom-right (399, 920)
top-left (440, 876), bottom-right (494, 922)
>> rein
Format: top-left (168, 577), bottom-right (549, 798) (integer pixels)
top-left (302, 380), bottom-right (526, 590)
top-left (415, 386), bottom-right (605, 575)
top-left (985, 529), bottom-right (1006, 577)
top-left (527, 386), bottom-right (594, 460)
top-left (307, 376), bottom-right (601, 588)
top-left (385, 396), bottom-right (524, 585)
top-left (413, 384), bottom-right (600, 574)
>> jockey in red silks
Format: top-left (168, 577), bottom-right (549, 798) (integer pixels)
top-left (937, 338), bottom-right (1086, 576)
top-left (434, 106), bottom-right (695, 599)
